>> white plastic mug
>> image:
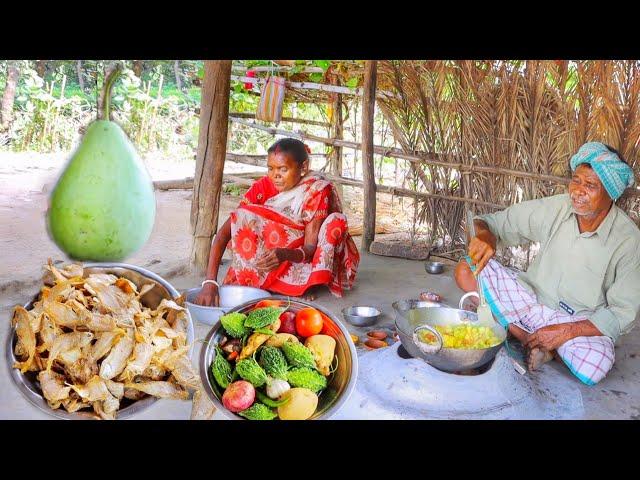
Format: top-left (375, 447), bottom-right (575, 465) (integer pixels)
top-left (459, 291), bottom-right (480, 310)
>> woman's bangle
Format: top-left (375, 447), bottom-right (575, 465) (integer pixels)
top-left (296, 247), bottom-right (306, 263)
top-left (202, 279), bottom-right (219, 288)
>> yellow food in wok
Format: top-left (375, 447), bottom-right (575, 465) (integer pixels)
top-left (418, 324), bottom-right (501, 349)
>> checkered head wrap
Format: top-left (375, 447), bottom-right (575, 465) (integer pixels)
top-left (570, 142), bottom-right (635, 201)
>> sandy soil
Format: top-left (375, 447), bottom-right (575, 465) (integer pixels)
top-left (0, 151), bottom-right (410, 296)
top-left (2, 151), bottom-right (639, 419)
top-left (0, 152), bottom-right (240, 297)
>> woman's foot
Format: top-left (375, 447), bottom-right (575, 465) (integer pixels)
top-left (302, 286), bottom-right (322, 302)
top-left (527, 348), bottom-right (553, 371)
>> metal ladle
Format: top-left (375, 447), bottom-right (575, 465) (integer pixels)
top-left (413, 324), bottom-right (444, 355)
top-left (463, 210), bottom-right (527, 375)
top-left (466, 210), bottom-right (494, 327)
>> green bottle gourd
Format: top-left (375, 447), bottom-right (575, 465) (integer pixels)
top-left (47, 65), bottom-right (156, 261)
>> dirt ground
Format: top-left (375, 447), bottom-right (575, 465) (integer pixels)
top-left (2, 151), bottom-right (640, 419)
top-left (0, 152), bottom-right (413, 295)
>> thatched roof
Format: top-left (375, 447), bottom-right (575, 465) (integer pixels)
top-left (375, 60), bottom-right (640, 243)
top-left (231, 60), bottom-right (640, 262)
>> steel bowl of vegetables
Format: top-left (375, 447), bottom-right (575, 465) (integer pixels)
top-left (200, 296), bottom-right (358, 420)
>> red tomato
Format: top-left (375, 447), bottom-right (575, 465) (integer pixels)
top-left (319, 312), bottom-right (337, 338)
top-left (254, 299), bottom-right (281, 309)
top-left (295, 308), bottom-right (324, 337)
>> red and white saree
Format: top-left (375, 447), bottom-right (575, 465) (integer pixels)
top-left (223, 173), bottom-right (360, 297)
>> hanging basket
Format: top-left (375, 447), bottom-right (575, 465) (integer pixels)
top-left (256, 76), bottom-right (286, 125)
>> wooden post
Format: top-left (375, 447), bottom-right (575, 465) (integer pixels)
top-left (0, 61), bottom-right (20, 131)
top-left (174, 60), bottom-right (183, 91)
top-left (329, 75), bottom-right (344, 203)
top-left (132, 60), bottom-right (143, 77)
top-left (190, 60), bottom-right (232, 274)
top-left (76, 61), bottom-right (85, 92)
top-left (361, 60), bottom-right (377, 252)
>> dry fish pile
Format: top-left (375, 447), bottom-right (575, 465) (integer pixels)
top-left (11, 261), bottom-right (213, 420)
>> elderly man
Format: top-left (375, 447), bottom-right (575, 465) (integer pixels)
top-left (455, 142), bottom-right (639, 385)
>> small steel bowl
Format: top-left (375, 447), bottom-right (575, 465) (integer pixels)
top-left (425, 261), bottom-right (445, 275)
top-left (184, 285), bottom-right (271, 326)
top-left (342, 305), bottom-right (381, 327)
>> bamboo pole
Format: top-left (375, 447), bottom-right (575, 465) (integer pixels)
top-left (156, 174), bottom-right (253, 191)
top-left (155, 169), bottom-right (507, 209)
top-left (155, 178), bottom-right (194, 190)
top-left (232, 66), bottom-right (325, 74)
top-left (227, 116), bottom-right (640, 197)
top-left (230, 75), bottom-right (397, 99)
top-left (50, 74), bottom-right (66, 148)
top-left (329, 75), bottom-right (344, 203)
top-left (0, 61), bottom-right (20, 131)
top-left (361, 61), bottom-right (377, 252)
top-left (40, 80), bottom-right (55, 150)
top-left (190, 60), bottom-right (232, 274)
top-left (226, 152), bottom-right (324, 167)
top-left (229, 112), bottom-right (329, 127)
top-left (149, 74), bottom-right (163, 148)
top-left (322, 173), bottom-right (506, 210)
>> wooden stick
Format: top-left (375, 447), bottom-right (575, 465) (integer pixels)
top-left (190, 60), bottom-right (232, 274)
top-left (227, 117), bottom-right (640, 197)
top-left (226, 150), bottom-right (508, 209)
top-left (273, 60), bottom-right (296, 67)
top-left (232, 66), bottom-right (325, 73)
top-left (156, 174), bottom-right (254, 191)
top-left (155, 178), bottom-right (194, 190)
top-left (329, 74), bottom-right (345, 203)
top-left (227, 170), bottom-right (265, 178)
top-left (322, 173), bottom-right (506, 210)
top-left (154, 168), bottom-right (506, 210)
top-left (50, 74), bottom-right (66, 147)
top-left (229, 112), bottom-right (329, 127)
top-left (223, 174), bottom-right (254, 187)
top-left (230, 75), bottom-right (397, 99)
top-left (361, 61), bottom-right (378, 252)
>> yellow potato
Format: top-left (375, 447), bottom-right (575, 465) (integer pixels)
top-left (304, 335), bottom-right (336, 377)
top-left (277, 388), bottom-right (318, 420)
top-left (265, 333), bottom-right (299, 348)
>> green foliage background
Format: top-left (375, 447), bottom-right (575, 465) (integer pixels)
top-left (0, 60), bottom-right (341, 159)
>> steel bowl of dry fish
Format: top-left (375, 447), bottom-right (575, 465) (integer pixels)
top-left (6, 261), bottom-right (214, 420)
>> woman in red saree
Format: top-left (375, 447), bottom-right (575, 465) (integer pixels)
top-left (195, 138), bottom-right (360, 306)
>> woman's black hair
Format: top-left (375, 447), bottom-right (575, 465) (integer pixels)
top-left (267, 138), bottom-right (310, 166)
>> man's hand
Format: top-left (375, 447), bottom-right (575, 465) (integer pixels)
top-left (194, 283), bottom-right (219, 307)
top-left (523, 324), bottom-right (575, 351)
top-left (256, 249), bottom-right (282, 273)
top-left (468, 225), bottom-right (497, 275)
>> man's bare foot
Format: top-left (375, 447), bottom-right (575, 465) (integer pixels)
top-left (527, 348), bottom-right (553, 371)
top-left (508, 324), bottom-right (530, 344)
